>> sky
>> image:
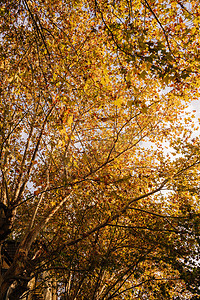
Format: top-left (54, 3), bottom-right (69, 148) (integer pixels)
top-left (188, 99), bottom-right (200, 121)
top-left (186, 99), bottom-right (200, 138)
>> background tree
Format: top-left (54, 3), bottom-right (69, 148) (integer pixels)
top-left (0, 0), bottom-right (200, 299)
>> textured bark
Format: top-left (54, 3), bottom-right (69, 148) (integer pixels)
top-left (0, 228), bottom-right (35, 300)
top-left (0, 205), bottom-right (16, 299)
top-left (0, 249), bottom-right (27, 300)
top-left (0, 205), bottom-right (13, 243)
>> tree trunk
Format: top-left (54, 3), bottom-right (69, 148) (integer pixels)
top-left (0, 205), bottom-right (13, 243)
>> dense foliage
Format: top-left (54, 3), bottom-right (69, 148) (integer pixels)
top-left (0, 0), bottom-right (200, 299)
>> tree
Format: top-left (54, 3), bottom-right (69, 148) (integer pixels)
top-left (0, 0), bottom-right (200, 299)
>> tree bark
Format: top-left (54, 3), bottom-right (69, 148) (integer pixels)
top-left (0, 205), bottom-right (13, 243)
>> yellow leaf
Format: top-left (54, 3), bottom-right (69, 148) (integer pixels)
top-left (67, 115), bottom-right (73, 126)
top-left (114, 96), bottom-right (124, 107)
top-left (139, 70), bottom-right (147, 79)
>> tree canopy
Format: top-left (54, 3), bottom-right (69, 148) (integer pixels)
top-left (0, 0), bottom-right (200, 299)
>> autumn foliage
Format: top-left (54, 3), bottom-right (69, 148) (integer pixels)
top-left (0, 0), bottom-right (200, 299)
